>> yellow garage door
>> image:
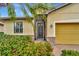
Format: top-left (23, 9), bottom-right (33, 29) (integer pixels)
top-left (56, 23), bottom-right (79, 44)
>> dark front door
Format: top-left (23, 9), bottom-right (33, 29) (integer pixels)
top-left (37, 23), bottom-right (44, 39)
top-left (35, 20), bottom-right (45, 40)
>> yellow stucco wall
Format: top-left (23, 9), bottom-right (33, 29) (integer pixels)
top-left (0, 25), bottom-right (3, 32)
top-left (47, 4), bottom-right (79, 37)
top-left (4, 20), bottom-right (34, 35)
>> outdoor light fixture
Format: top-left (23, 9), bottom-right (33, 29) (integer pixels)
top-left (50, 24), bottom-right (53, 28)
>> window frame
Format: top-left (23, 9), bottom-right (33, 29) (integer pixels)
top-left (14, 21), bottom-right (23, 33)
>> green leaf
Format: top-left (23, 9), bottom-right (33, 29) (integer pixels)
top-left (7, 4), bottom-right (16, 21)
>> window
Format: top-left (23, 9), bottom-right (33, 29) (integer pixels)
top-left (14, 22), bottom-right (23, 33)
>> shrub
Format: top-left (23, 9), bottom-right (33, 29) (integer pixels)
top-left (0, 32), bottom-right (52, 56)
top-left (26, 42), bottom-right (52, 56)
top-left (61, 50), bottom-right (79, 56)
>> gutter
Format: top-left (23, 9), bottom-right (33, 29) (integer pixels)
top-left (47, 3), bottom-right (72, 15)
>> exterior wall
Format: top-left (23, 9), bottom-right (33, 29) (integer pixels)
top-left (4, 20), bottom-right (34, 35)
top-left (0, 25), bottom-right (3, 32)
top-left (47, 4), bottom-right (79, 37)
top-left (47, 37), bottom-right (55, 48)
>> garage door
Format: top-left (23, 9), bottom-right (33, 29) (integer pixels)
top-left (56, 23), bottom-right (79, 44)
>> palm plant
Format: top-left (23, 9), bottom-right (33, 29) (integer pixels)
top-left (20, 3), bottom-right (55, 34)
top-left (7, 3), bottom-right (16, 20)
top-left (25, 3), bottom-right (55, 20)
top-left (20, 3), bottom-right (55, 29)
top-left (20, 4), bottom-right (33, 23)
top-left (20, 4), bottom-right (34, 29)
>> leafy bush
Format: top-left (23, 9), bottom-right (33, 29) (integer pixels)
top-left (61, 50), bottom-right (79, 56)
top-left (26, 42), bottom-right (52, 56)
top-left (0, 32), bottom-right (52, 56)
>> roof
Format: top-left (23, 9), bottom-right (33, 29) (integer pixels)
top-left (47, 3), bottom-right (72, 15)
top-left (0, 3), bottom-right (72, 20)
top-left (0, 16), bottom-right (33, 20)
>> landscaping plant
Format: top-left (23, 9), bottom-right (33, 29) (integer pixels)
top-left (0, 32), bottom-right (52, 56)
top-left (61, 50), bottom-right (79, 56)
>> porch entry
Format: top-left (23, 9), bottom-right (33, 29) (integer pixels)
top-left (35, 18), bottom-right (45, 40)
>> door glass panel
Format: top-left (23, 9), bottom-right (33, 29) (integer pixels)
top-left (37, 23), bottom-right (44, 39)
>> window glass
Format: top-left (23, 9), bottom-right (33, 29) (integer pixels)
top-left (14, 22), bottom-right (23, 33)
top-left (37, 23), bottom-right (44, 38)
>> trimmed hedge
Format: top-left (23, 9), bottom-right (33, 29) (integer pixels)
top-left (0, 32), bottom-right (52, 56)
top-left (61, 50), bottom-right (79, 56)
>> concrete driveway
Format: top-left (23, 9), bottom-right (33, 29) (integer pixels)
top-left (53, 44), bottom-right (79, 56)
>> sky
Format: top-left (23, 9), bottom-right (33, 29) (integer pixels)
top-left (0, 3), bottom-right (64, 17)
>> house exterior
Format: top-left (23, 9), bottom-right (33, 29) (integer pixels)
top-left (0, 22), bottom-right (4, 32)
top-left (47, 3), bottom-right (79, 44)
top-left (1, 17), bottom-right (34, 35)
top-left (47, 3), bottom-right (79, 55)
top-left (1, 4), bottom-right (79, 52)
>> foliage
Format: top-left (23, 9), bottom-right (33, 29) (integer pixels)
top-left (20, 4), bottom-right (29, 17)
top-left (25, 3), bottom-right (37, 17)
top-left (25, 3), bottom-right (55, 19)
top-left (61, 50), bottom-right (79, 56)
top-left (7, 4), bottom-right (16, 20)
top-left (32, 3), bottom-right (54, 13)
top-left (0, 32), bottom-right (52, 56)
top-left (20, 4), bottom-right (33, 24)
top-left (27, 42), bottom-right (52, 56)
top-left (22, 3), bottom-right (55, 32)
top-left (21, 3), bottom-right (55, 22)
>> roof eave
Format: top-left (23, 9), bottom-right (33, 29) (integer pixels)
top-left (47, 3), bottom-right (72, 15)
top-left (0, 16), bottom-right (33, 20)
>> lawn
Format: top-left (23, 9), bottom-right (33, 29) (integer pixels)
top-left (0, 32), bottom-right (52, 56)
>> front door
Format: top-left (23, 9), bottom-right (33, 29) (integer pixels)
top-left (35, 19), bottom-right (45, 40)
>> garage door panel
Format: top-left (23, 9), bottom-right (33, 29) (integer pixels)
top-left (56, 23), bottom-right (79, 44)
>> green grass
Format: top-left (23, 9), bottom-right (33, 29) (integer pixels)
top-left (0, 32), bottom-right (52, 56)
top-left (61, 50), bottom-right (79, 56)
